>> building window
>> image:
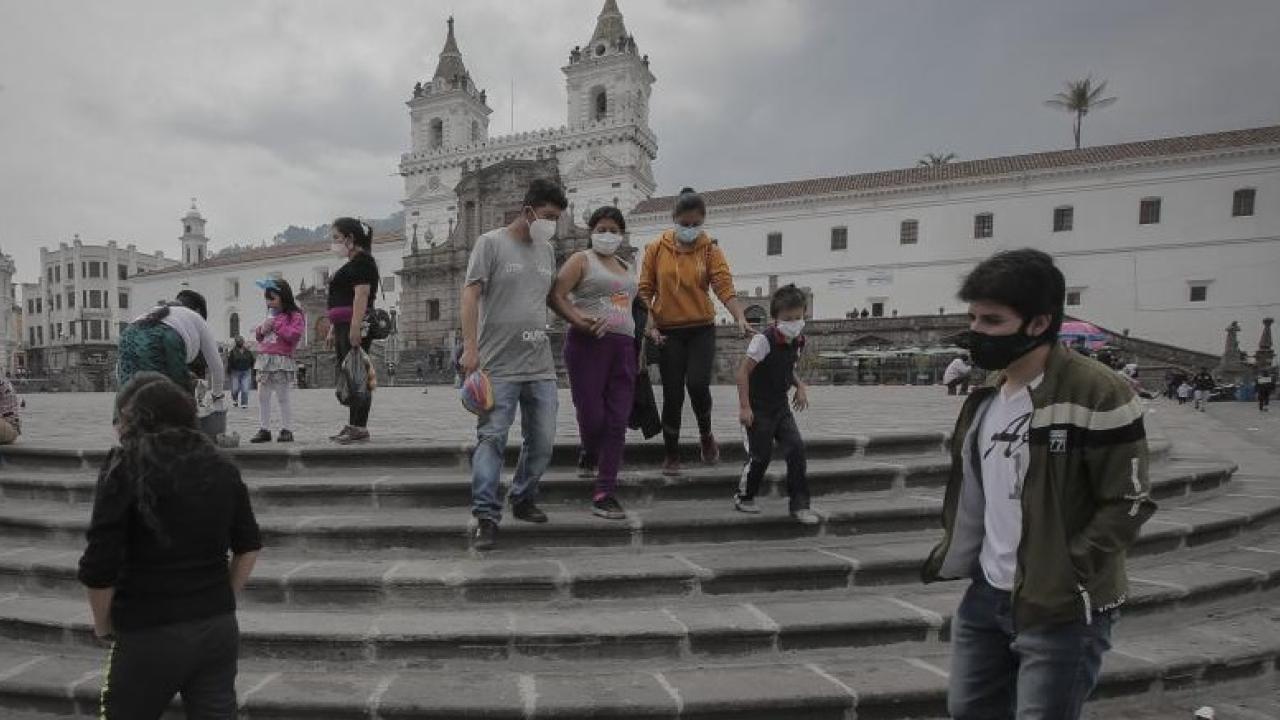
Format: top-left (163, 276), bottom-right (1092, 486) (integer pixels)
top-left (28, 328), bottom-right (34, 345)
top-left (830, 227), bottom-right (848, 251)
top-left (67, 292), bottom-right (75, 308)
top-left (66, 263), bottom-right (74, 280)
top-left (55, 295), bottom-right (61, 310)
top-left (594, 89), bottom-right (607, 121)
top-left (382, 276), bottom-right (397, 293)
top-left (54, 265), bottom-right (61, 282)
top-left (974, 213), bottom-right (994, 239)
top-left (90, 291), bottom-right (100, 309)
top-left (35, 298), bottom-right (41, 314)
top-left (197, 247), bottom-right (204, 263)
top-left (1232, 188), bottom-right (1256, 217)
top-left (900, 219), bottom-right (919, 245)
top-left (55, 322), bottom-right (62, 339)
top-left (81, 261), bottom-right (87, 277)
top-left (46, 267), bottom-right (53, 283)
top-left (1139, 197), bottom-right (1161, 225)
top-left (470, 120), bottom-right (481, 144)
top-left (226, 279), bottom-right (239, 300)
top-left (427, 299), bottom-right (441, 321)
top-left (89, 262), bottom-right (100, 279)
top-left (118, 292), bottom-right (129, 309)
top-left (429, 118), bottom-right (444, 149)
top-left (1066, 289), bottom-right (1083, 306)
top-left (90, 320), bottom-right (102, 340)
top-left (118, 264), bottom-right (128, 281)
top-left (1053, 206), bottom-right (1074, 232)
top-left (229, 313), bottom-right (240, 338)
top-left (1189, 283), bottom-right (1208, 302)
top-left (766, 232), bottom-right (783, 256)
top-left (870, 301), bottom-right (885, 318)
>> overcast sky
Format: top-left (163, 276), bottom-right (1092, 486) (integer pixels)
top-left (2, 0), bottom-right (1279, 282)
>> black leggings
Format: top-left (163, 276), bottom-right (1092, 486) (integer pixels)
top-left (334, 322), bottom-right (373, 428)
top-left (100, 613), bottom-right (238, 720)
top-left (657, 325), bottom-right (716, 454)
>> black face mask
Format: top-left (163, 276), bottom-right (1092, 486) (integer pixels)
top-left (963, 323), bottom-right (1045, 371)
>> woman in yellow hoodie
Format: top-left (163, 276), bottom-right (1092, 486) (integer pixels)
top-left (639, 188), bottom-right (753, 474)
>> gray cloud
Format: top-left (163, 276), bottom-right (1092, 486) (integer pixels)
top-left (1, 0), bottom-right (1278, 283)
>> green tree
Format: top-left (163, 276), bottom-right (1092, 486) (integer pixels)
top-left (917, 152), bottom-right (957, 167)
top-left (1045, 76), bottom-right (1117, 149)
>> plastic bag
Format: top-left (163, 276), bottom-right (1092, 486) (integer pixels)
top-left (336, 347), bottom-right (373, 407)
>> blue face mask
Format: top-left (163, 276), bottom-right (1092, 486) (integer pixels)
top-left (675, 226), bottom-right (701, 244)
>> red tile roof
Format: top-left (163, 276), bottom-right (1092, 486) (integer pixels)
top-left (135, 233), bottom-right (404, 278)
top-left (633, 125), bottom-right (1280, 215)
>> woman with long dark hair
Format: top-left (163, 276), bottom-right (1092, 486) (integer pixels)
top-left (638, 188), bottom-right (752, 474)
top-left (549, 205), bottom-right (638, 519)
top-left (251, 277), bottom-right (305, 443)
top-left (327, 217), bottom-right (380, 443)
top-left (79, 372), bottom-right (261, 719)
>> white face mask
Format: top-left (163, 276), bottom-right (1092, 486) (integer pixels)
top-left (591, 232), bottom-right (623, 256)
top-left (528, 213), bottom-right (557, 243)
top-left (777, 319), bottom-right (805, 339)
top-left (331, 242), bottom-right (348, 258)
top-left (675, 225), bottom-right (700, 244)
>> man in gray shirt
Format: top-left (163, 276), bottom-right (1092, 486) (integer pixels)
top-left (460, 178), bottom-right (568, 550)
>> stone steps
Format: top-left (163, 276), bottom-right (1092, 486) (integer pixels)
top-left (0, 595), bottom-right (1276, 720)
top-left (1, 531), bottom-right (1277, 669)
top-left (1, 484), bottom-right (1272, 613)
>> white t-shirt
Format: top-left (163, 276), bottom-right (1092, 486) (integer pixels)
top-left (977, 376), bottom-right (1040, 591)
top-left (745, 333), bottom-right (772, 363)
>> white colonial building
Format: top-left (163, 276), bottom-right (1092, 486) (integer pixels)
top-left (631, 126), bottom-right (1280, 356)
top-left (399, 0), bottom-right (657, 246)
top-left (129, 204), bottom-right (406, 346)
top-left (19, 233), bottom-right (178, 381)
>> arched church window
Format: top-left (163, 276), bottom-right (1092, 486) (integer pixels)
top-left (429, 118), bottom-right (444, 149)
top-left (229, 312), bottom-right (240, 338)
top-left (184, 224), bottom-right (191, 234)
top-left (594, 90), bottom-right (608, 121)
top-left (471, 121), bottom-right (481, 144)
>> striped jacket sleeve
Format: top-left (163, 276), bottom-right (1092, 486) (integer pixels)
top-left (1068, 384), bottom-right (1156, 580)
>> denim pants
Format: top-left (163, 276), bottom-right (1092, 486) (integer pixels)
top-left (229, 370), bottom-right (252, 406)
top-left (471, 379), bottom-right (559, 522)
top-left (948, 573), bottom-right (1113, 720)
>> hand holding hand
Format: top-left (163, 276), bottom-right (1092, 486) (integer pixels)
top-left (646, 327), bottom-right (666, 346)
top-left (737, 316), bottom-right (755, 338)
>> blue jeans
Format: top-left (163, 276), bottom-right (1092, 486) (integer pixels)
top-left (471, 379), bottom-right (559, 522)
top-left (948, 573), bottom-right (1113, 720)
top-left (229, 370), bottom-right (252, 406)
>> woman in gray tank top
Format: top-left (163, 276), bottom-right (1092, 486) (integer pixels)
top-left (549, 207), bottom-right (640, 520)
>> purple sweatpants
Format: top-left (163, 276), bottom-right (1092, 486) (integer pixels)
top-left (563, 329), bottom-right (638, 500)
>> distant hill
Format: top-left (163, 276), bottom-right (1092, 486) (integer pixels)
top-left (212, 212), bottom-right (404, 258)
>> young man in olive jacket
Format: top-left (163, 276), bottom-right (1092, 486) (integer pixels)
top-left (921, 249), bottom-right (1156, 719)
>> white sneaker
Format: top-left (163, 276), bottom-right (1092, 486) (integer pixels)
top-left (733, 496), bottom-right (761, 514)
top-left (791, 509), bottom-right (820, 525)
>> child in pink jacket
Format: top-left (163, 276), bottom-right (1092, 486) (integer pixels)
top-left (251, 278), bottom-right (305, 443)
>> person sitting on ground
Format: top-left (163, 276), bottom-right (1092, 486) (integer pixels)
top-left (549, 205), bottom-right (639, 520)
top-left (638, 187), bottom-right (753, 475)
top-left (459, 178), bottom-right (567, 551)
top-left (79, 372), bottom-right (261, 720)
top-left (922, 248), bottom-right (1154, 720)
top-left (0, 374), bottom-right (20, 445)
top-left (733, 284), bottom-right (816, 525)
top-left (251, 277), bottom-right (305, 444)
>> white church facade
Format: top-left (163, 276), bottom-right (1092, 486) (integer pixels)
top-left (398, 1), bottom-right (656, 247)
top-left (631, 126), bottom-right (1280, 356)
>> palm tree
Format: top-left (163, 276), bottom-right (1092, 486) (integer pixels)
top-left (918, 152), bottom-right (957, 167)
top-left (1045, 76), bottom-right (1117, 149)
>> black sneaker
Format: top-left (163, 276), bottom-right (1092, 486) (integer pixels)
top-left (592, 496), bottom-right (626, 520)
top-left (511, 499), bottom-right (549, 524)
top-left (276, 429), bottom-right (294, 443)
top-left (473, 519), bottom-right (498, 551)
top-left (249, 429), bottom-right (271, 444)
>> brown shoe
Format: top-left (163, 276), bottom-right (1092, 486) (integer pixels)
top-left (700, 433), bottom-right (720, 465)
top-left (335, 426), bottom-right (370, 444)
